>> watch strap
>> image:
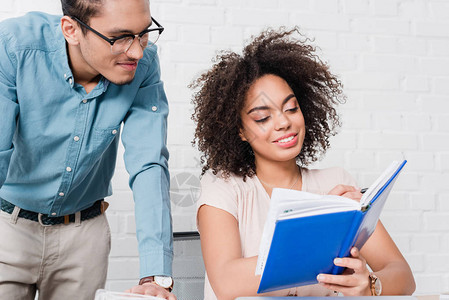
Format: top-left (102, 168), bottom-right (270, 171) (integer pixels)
top-left (139, 276), bottom-right (155, 286)
top-left (139, 276), bottom-right (173, 292)
top-left (369, 272), bottom-right (380, 296)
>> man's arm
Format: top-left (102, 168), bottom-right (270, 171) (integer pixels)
top-left (121, 52), bottom-right (173, 281)
top-left (0, 31), bottom-right (19, 188)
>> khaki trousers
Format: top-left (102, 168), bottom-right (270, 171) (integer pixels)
top-left (0, 206), bottom-right (111, 300)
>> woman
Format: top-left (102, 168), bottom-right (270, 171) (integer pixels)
top-left (190, 28), bottom-right (415, 300)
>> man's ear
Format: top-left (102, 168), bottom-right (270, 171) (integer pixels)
top-left (61, 16), bottom-right (80, 46)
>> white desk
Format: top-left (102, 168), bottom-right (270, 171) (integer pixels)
top-left (236, 296), bottom-right (428, 300)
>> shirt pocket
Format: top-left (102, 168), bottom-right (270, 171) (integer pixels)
top-left (87, 124), bottom-right (121, 166)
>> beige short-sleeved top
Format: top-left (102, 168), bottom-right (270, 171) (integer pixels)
top-left (196, 167), bottom-right (358, 300)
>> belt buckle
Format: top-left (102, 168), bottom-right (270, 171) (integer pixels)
top-left (38, 213), bottom-right (52, 227)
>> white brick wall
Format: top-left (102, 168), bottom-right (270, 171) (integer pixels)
top-left (2, 0), bottom-right (448, 295)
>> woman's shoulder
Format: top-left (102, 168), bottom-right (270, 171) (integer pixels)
top-left (197, 170), bottom-right (259, 221)
top-left (200, 169), bottom-right (258, 190)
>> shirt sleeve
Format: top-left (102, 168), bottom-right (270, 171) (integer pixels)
top-left (0, 31), bottom-right (19, 188)
top-left (121, 52), bottom-right (173, 278)
top-left (196, 171), bottom-right (239, 232)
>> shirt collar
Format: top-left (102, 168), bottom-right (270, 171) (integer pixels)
top-left (54, 23), bottom-right (74, 86)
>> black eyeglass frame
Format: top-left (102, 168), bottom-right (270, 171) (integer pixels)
top-left (71, 16), bottom-right (164, 49)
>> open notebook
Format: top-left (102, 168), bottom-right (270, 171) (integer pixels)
top-left (256, 160), bottom-right (407, 293)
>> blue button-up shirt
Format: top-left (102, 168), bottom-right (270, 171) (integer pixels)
top-left (0, 12), bottom-right (172, 278)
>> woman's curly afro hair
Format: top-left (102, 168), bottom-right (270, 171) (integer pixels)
top-left (190, 27), bottom-right (345, 180)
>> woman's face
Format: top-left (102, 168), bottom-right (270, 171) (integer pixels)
top-left (239, 74), bottom-right (306, 165)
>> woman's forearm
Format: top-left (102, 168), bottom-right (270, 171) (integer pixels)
top-left (208, 256), bottom-right (287, 300)
top-left (374, 261), bottom-right (416, 295)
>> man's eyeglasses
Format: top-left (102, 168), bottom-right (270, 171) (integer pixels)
top-left (71, 16), bottom-right (164, 55)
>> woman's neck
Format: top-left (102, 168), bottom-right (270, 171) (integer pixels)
top-left (255, 158), bottom-right (302, 195)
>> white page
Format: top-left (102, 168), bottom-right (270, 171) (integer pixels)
top-left (278, 204), bottom-right (359, 220)
top-left (360, 161), bottom-right (401, 207)
top-left (277, 194), bottom-right (359, 219)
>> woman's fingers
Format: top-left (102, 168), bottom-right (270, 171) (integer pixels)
top-left (328, 185), bottom-right (362, 201)
top-left (316, 248), bottom-right (371, 296)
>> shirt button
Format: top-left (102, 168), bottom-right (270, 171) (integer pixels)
top-left (69, 78), bottom-right (73, 84)
top-left (82, 99), bottom-right (87, 104)
top-left (152, 106), bottom-right (157, 112)
top-left (51, 212), bottom-right (57, 216)
top-left (112, 129), bottom-right (118, 135)
top-left (59, 192), bottom-right (65, 197)
top-left (66, 167), bottom-right (72, 172)
top-left (74, 136), bottom-right (80, 142)
top-left (64, 73), bottom-right (67, 78)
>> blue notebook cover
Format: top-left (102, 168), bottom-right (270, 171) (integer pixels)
top-left (257, 160), bottom-right (407, 293)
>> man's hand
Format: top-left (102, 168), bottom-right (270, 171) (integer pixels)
top-left (125, 283), bottom-right (177, 300)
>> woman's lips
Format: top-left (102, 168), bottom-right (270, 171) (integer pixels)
top-left (273, 133), bottom-right (298, 148)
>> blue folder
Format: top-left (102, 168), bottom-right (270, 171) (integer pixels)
top-left (257, 160), bottom-right (407, 293)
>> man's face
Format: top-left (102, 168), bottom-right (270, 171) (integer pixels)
top-left (77, 0), bottom-right (151, 85)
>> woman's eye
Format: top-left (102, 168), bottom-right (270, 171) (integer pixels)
top-left (286, 106), bottom-right (299, 112)
top-left (255, 116), bottom-right (270, 123)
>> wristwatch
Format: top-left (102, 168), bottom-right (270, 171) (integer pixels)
top-left (369, 272), bottom-right (382, 296)
top-left (139, 276), bottom-right (174, 292)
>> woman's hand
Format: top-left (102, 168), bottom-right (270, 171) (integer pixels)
top-left (316, 247), bottom-right (372, 296)
top-left (328, 184), bottom-right (362, 202)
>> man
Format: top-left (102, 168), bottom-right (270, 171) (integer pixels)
top-left (0, 0), bottom-right (175, 299)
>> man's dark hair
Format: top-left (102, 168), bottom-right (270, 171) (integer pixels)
top-left (61, 0), bottom-right (103, 33)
